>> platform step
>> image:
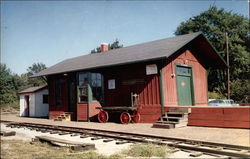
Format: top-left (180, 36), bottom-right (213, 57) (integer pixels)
top-left (168, 108), bottom-right (191, 113)
top-left (166, 112), bottom-right (188, 115)
top-left (166, 112), bottom-right (187, 118)
top-left (152, 123), bottom-right (174, 129)
top-left (53, 113), bottom-right (71, 122)
top-left (156, 121), bottom-right (179, 124)
top-left (153, 109), bottom-right (190, 129)
top-left (54, 118), bottom-right (62, 121)
top-left (162, 117), bottom-right (187, 122)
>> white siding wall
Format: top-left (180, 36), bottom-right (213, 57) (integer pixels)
top-left (19, 89), bottom-right (49, 117)
top-left (29, 94), bottom-right (36, 117)
top-left (34, 89), bottom-right (49, 117)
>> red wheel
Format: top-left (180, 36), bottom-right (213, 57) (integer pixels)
top-left (98, 111), bottom-right (109, 123)
top-left (132, 110), bottom-right (140, 123)
top-left (120, 112), bottom-right (131, 124)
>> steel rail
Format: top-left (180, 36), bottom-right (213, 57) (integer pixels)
top-left (1, 120), bottom-right (250, 158)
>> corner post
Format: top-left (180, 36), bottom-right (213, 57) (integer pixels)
top-left (159, 67), bottom-right (165, 118)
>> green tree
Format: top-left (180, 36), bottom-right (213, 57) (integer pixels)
top-left (27, 62), bottom-right (47, 86)
top-left (175, 7), bottom-right (250, 101)
top-left (91, 39), bottom-right (123, 53)
top-left (0, 64), bottom-right (24, 105)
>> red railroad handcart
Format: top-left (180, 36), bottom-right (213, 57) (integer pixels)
top-left (96, 93), bottom-right (141, 124)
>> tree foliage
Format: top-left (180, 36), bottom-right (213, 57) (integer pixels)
top-left (90, 39), bottom-right (123, 53)
top-left (175, 7), bottom-right (250, 101)
top-left (26, 62), bottom-right (47, 86)
top-left (0, 64), bottom-right (24, 104)
top-left (0, 63), bottom-right (47, 106)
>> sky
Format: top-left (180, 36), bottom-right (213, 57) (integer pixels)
top-left (1, 1), bottom-right (249, 75)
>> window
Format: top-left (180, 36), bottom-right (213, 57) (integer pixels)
top-left (78, 73), bottom-right (88, 103)
top-left (43, 94), bottom-right (48, 104)
top-left (91, 73), bottom-right (103, 101)
top-left (79, 73), bottom-right (88, 86)
top-left (77, 72), bottom-right (104, 103)
top-left (176, 66), bottom-right (191, 75)
top-left (55, 79), bottom-right (62, 108)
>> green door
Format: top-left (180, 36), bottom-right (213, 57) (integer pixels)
top-left (176, 66), bottom-right (193, 106)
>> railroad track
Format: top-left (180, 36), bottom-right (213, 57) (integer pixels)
top-left (1, 120), bottom-right (250, 158)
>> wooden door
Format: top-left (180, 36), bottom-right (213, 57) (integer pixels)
top-left (25, 95), bottom-right (30, 117)
top-left (55, 78), bottom-right (68, 111)
top-left (68, 77), bottom-right (77, 120)
top-left (176, 66), bottom-right (194, 106)
top-left (77, 72), bottom-right (89, 121)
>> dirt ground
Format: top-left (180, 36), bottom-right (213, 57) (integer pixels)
top-left (1, 124), bottom-right (221, 159)
top-left (1, 113), bottom-right (250, 147)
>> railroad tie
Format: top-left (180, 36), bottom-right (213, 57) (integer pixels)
top-left (116, 141), bottom-right (130, 145)
top-left (80, 135), bottom-right (90, 138)
top-left (71, 133), bottom-right (81, 137)
top-left (59, 132), bottom-right (70, 135)
top-left (170, 148), bottom-right (180, 153)
top-left (214, 147), bottom-right (223, 150)
top-left (190, 152), bottom-right (203, 157)
top-left (240, 150), bottom-right (249, 154)
top-left (103, 139), bottom-right (114, 142)
top-left (5, 125), bottom-right (11, 127)
top-left (70, 144), bottom-right (95, 151)
top-left (91, 137), bottom-right (103, 140)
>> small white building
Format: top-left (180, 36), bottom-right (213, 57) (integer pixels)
top-left (19, 86), bottom-right (49, 117)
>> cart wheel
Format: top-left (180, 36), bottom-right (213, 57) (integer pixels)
top-left (132, 110), bottom-right (140, 123)
top-left (120, 112), bottom-right (131, 124)
top-left (98, 111), bottom-right (109, 123)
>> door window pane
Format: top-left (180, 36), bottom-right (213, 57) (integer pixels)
top-left (176, 66), bottom-right (191, 75)
top-left (78, 73), bottom-right (88, 103)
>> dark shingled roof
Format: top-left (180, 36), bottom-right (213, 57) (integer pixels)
top-left (31, 32), bottom-right (226, 77)
top-left (18, 85), bottom-right (47, 94)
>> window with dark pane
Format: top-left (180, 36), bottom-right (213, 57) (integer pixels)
top-left (78, 73), bottom-right (88, 103)
top-left (91, 73), bottom-right (103, 102)
top-left (43, 94), bottom-right (48, 104)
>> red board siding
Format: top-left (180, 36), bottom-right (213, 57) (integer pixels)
top-left (187, 107), bottom-right (250, 129)
top-left (163, 49), bottom-right (208, 106)
top-left (103, 63), bottom-right (161, 107)
top-left (77, 103), bottom-right (88, 121)
top-left (140, 105), bottom-right (161, 123)
top-left (102, 63), bottom-right (161, 123)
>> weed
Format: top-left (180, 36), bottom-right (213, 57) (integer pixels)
top-left (122, 143), bottom-right (171, 158)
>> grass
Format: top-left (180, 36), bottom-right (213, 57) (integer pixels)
top-left (1, 139), bottom-right (106, 159)
top-left (121, 143), bottom-right (171, 158)
top-left (1, 139), bottom-right (172, 159)
top-left (0, 101), bottom-right (19, 113)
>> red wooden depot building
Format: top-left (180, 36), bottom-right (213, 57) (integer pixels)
top-left (32, 32), bottom-right (249, 128)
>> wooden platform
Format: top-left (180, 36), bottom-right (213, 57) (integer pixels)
top-left (165, 106), bottom-right (250, 129)
top-left (96, 106), bottom-right (139, 110)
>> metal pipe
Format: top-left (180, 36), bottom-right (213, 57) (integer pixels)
top-left (226, 32), bottom-right (230, 99)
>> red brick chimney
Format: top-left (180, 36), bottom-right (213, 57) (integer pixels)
top-left (100, 43), bottom-right (109, 52)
